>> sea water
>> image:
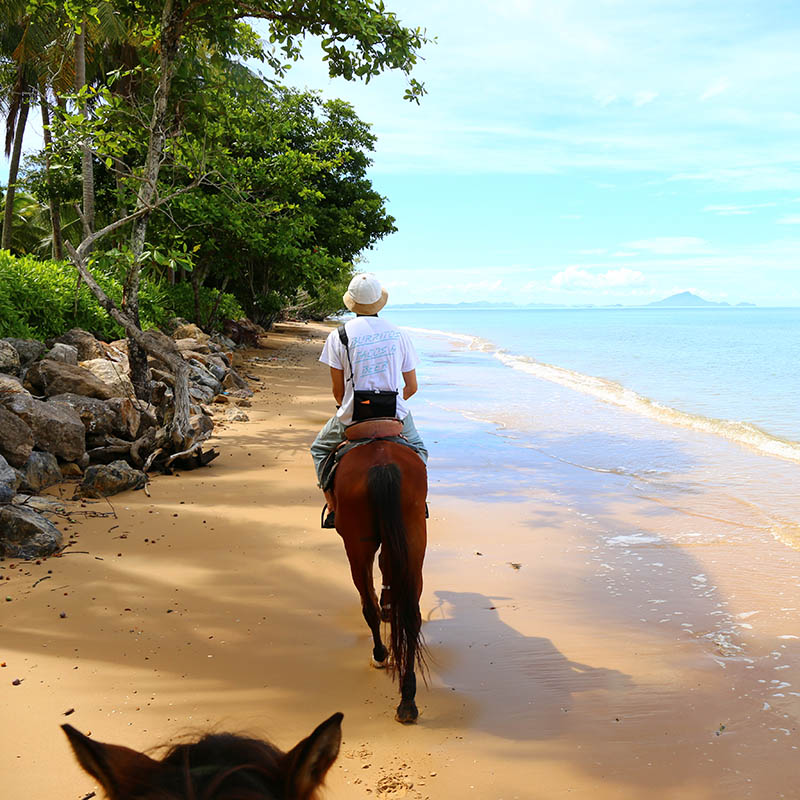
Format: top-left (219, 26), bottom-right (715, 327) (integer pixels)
top-left (381, 307), bottom-right (800, 549)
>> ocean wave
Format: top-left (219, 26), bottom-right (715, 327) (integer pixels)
top-left (404, 324), bottom-right (800, 465)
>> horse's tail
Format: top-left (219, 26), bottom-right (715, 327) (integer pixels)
top-left (367, 463), bottom-right (424, 678)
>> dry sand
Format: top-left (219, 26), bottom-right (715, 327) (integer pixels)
top-left (2, 322), bottom-right (799, 799)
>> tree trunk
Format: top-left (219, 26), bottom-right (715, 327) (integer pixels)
top-left (75, 24), bottom-right (95, 243)
top-left (65, 241), bottom-right (194, 446)
top-left (206, 275), bottom-right (229, 330)
top-left (1, 99), bottom-right (29, 251)
top-left (125, 0), bottom-right (184, 400)
top-left (40, 92), bottom-right (63, 260)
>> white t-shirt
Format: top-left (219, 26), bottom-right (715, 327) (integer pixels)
top-left (319, 316), bottom-right (419, 424)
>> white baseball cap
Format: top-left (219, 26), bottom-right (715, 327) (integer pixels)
top-left (342, 273), bottom-right (388, 314)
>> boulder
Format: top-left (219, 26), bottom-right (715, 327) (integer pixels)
top-left (106, 397), bottom-right (141, 439)
top-left (0, 340), bottom-right (21, 375)
top-left (79, 357), bottom-right (135, 398)
top-left (190, 413), bottom-right (214, 438)
top-left (0, 373), bottom-right (29, 403)
top-left (55, 328), bottom-right (105, 361)
top-left (175, 337), bottom-right (210, 354)
top-left (0, 505), bottom-right (62, 558)
top-left (17, 451), bottom-right (62, 493)
top-left (59, 462), bottom-right (84, 478)
top-left (44, 343), bottom-right (79, 365)
top-left (211, 333), bottom-right (237, 351)
top-left (172, 323), bottom-right (210, 343)
top-left (74, 459), bottom-right (146, 499)
top-left (49, 393), bottom-right (115, 435)
top-left (0, 453), bottom-right (21, 495)
top-left (24, 359), bottom-right (116, 400)
top-left (4, 394), bottom-right (86, 462)
top-left (189, 385), bottom-right (214, 404)
top-left (1, 338), bottom-right (45, 368)
top-left (222, 370), bottom-right (252, 395)
top-left (224, 407), bottom-right (250, 423)
top-left (0, 406), bottom-right (34, 467)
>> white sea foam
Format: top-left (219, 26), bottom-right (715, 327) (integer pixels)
top-left (403, 324), bottom-right (800, 464)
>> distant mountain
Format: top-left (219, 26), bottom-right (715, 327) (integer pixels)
top-left (647, 291), bottom-right (731, 307)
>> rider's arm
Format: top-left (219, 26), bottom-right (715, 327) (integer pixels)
top-left (402, 369), bottom-right (418, 400)
top-left (330, 367), bottom-right (345, 406)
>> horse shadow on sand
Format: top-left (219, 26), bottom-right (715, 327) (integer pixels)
top-left (420, 590), bottom-right (632, 741)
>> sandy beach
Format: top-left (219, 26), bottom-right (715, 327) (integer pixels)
top-left (2, 321), bottom-right (799, 800)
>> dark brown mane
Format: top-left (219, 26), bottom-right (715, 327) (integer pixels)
top-left (63, 712), bottom-right (343, 800)
top-left (157, 733), bottom-right (286, 799)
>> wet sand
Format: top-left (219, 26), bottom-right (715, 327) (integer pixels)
top-left (2, 322), bottom-right (799, 799)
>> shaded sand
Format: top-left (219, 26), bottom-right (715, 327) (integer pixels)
top-left (2, 322), bottom-right (799, 799)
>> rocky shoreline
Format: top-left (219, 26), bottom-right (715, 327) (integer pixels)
top-left (0, 319), bottom-right (262, 560)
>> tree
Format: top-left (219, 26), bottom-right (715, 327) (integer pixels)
top-left (52, 0), bottom-right (429, 461)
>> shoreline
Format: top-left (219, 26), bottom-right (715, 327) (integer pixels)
top-left (2, 321), bottom-right (800, 799)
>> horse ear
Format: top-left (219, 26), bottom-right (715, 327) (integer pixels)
top-left (283, 712), bottom-right (343, 799)
top-left (62, 724), bottom-right (160, 799)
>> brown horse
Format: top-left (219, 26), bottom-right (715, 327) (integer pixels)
top-left (333, 434), bottom-right (427, 724)
top-left (62, 712), bottom-right (342, 800)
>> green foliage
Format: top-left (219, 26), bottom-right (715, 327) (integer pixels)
top-left (0, 249), bottom-right (122, 339)
top-left (0, 250), bottom-right (243, 339)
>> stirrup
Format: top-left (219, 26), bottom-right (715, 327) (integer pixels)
top-left (321, 504), bottom-right (336, 529)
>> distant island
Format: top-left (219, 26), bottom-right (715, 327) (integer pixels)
top-left (389, 292), bottom-right (756, 310)
top-left (647, 291), bottom-right (755, 308)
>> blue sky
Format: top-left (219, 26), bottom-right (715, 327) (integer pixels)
top-left (5, 1), bottom-right (800, 306)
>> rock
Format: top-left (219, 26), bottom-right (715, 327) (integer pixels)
top-left (225, 407), bottom-right (250, 423)
top-left (212, 393), bottom-right (230, 404)
top-left (0, 505), bottom-right (62, 559)
top-left (79, 358), bottom-right (135, 398)
top-left (189, 385), bottom-right (214, 404)
top-left (212, 333), bottom-right (237, 351)
top-left (0, 373), bottom-right (29, 403)
top-left (0, 406), bottom-right (34, 467)
top-left (13, 494), bottom-right (67, 514)
top-left (172, 323), bottom-right (210, 343)
top-left (223, 318), bottom-right (264, 347)
top-left (0, 341), bottom-right (21, 375)
top-left (189, 413), bottom-right (214, 438)
top-left (222, 370), bottom-right (252, 394)
top-left (175, 338), bottom-right (210, 354)
top-left (49, 393), bottom-right (116, 435)
top-left (225, 388), bottom-right (254, 401)
top-left (17, 451), bottom-right (61, 493)
top-left (0, 454), bottom-right (21, 496)
top-left (0, 482), bottom-right (14, 504)
top-left (4, 395), bottom-right (86, 462)
top-left (24, 359), bottom-right (116, 400)
top-left (74, 460), bottom-right (147, 499)
top-left (207, 361), bottom-right (227, 382)
top-left (104, 340), bottom-right (128, 356)
top-left (44, 343), bottom-right (78, 365)
top-left (106, 397), bottom-right (141, 440)
top-left (164, 317), bottom-right (190, 334)
top-left (54, 328), bottom-right (105, 361)
top-left (59, 462), bottom-right (83, 478)
top-left (1, 338), bottom-right (45, 368)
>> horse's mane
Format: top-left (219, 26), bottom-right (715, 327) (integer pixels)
top-left (152, 733), bottom-right (287, 800)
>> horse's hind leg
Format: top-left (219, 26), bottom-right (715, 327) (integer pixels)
top-left (344, 543), bottom-right (388, 667)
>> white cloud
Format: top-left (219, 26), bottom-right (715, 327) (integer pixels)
top-left (776, 215), bottom-right (800, 225)
top-left (699, 77), bottom-right (731, 101)
top-left (704, 202), bottom-right (776, 215)
top-left (633, 90), bottom-right (658, 107)
top-left (550, 266), bottom-right (645, 290)
top-left (622, 237), bottom-right (711, 255)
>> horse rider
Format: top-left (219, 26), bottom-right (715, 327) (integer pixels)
top-left (310, 272), bottom-right (428, 528)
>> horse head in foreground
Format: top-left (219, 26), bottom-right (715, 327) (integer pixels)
top-left (62, 712), bottom-right (342, 800)
top-left (333, 421), bottom-right (428, 723)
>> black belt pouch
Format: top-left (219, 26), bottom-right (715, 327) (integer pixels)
top-left (352, 389), bottom-right (398, 421)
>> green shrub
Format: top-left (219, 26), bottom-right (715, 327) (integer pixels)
top-left (0, 251), bottom-right (244, 340)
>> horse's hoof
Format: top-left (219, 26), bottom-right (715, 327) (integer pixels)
top-left (394, 702), bottom-right (418, 724)
top-left (380, 606), bottom-right (391, 623)
top-left (370, 656), bottom-right (387, 669)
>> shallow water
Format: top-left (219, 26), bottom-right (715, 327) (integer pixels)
top-left (392, 312), bottom-right (800, 795)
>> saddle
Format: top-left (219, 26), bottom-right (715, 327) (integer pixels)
top-left (319, 418), bottom-right (418, 492)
